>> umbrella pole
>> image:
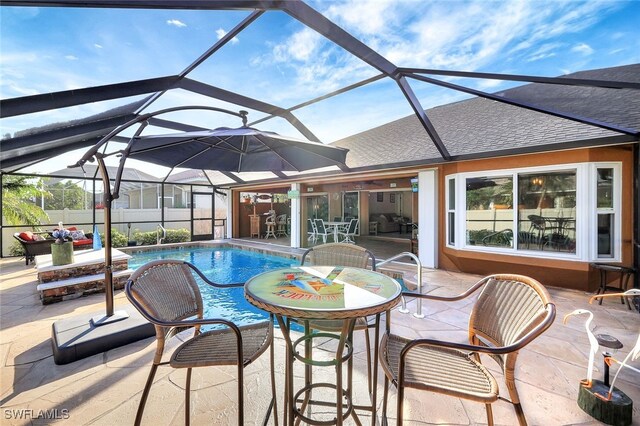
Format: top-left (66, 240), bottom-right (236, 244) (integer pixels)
top-left (92, 155), bottom-right (127, 322)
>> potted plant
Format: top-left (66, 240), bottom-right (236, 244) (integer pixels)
top-left (51, 222), bottom-right (74, 266)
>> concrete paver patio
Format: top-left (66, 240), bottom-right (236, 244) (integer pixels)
top-left (1, 255), bottom-right (638, 425)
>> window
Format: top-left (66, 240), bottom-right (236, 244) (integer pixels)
top-left (595, 167), bottom-right (616, 258)
top-left (466, 176), bottom-right (513, 248)
top-left (517, 170), bottom-right (576, 253)
top-left (446, 177), bottom-right (455, 246)
top-left (446, 162), bottom-right (621, 261)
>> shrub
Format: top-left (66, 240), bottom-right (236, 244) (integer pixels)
top-left (133, 228), bottom-right (191, 246)
top-left (95, 228), bottom-right (128, 248)
top-left (9, 241), bottom-right (24, 256)
top-left (467, 229), bottom-right (493, 245)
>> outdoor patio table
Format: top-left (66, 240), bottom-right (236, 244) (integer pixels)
top-left (244, 266), bottom-right (402, 426)
top-left (325, 221), bottom-right (350, 242)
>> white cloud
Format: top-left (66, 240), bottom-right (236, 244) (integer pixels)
top-left (527, 52), bottom-right (556, 62)
top-left (94, 43), bottom-right (103, 49)
top-left (166, 19), bottom-right (186, 28)
top-left (476, 79), bottom-right (503, 90)
top-left (215, 28), bottom-right (239, 44)
top-left (571, 43), bottom-right (594, 55)
top-left (274, 28), bottom-right (321, 62)
top-left (325, 0), bottom-right (398, 35)
top-left (65, 55), bottom-right (78, 60)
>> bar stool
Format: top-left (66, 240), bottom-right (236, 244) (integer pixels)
top-left (264, 214), bottom-right (276, 239)
top-left (275, 214), bottom-right (287, 237)
top-left (590, 263), bottom-right (636, 310)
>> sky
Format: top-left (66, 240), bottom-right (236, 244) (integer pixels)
top-left (1, 0), bottom-right (639, 177)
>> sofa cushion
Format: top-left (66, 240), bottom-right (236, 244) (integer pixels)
top-left (19, 231), bottom-right (35, 241)
top-left (73, 239), bottom-right (93, 247)
top-left (70, 229), bottom-right (86, 240)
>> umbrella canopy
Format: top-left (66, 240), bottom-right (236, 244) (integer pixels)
top-left (125, 126), bottom-right (348, 172)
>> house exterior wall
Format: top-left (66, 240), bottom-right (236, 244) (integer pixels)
top-left (229, 144), bottom-right (634, 291)
top-left (438, 144), bottom-right (635, 291)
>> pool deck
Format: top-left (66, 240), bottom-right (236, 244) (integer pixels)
top-left (1, 251), bottom-right (639, 425)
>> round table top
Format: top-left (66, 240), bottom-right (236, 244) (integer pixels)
top-left (244, 266), bottom-right (402, 320)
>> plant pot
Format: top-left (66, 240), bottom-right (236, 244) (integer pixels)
top-left (51, 241), bottom-right (74, 266)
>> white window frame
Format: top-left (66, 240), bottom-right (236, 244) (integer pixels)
top-left (445, 162), bottom-right (622, 262)
top-left (445, 176), bottom-right (456, 248)
top-left (590, 163), bottom-right (622, 261)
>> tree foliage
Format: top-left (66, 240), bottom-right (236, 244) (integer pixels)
top-left (44, 180), bottom-right (90, 210)
top-left (2, 175), bottom-right (50, 226)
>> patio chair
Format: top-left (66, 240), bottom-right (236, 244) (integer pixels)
top-left (300, 243), bottom-right (379, 396)
top-left (527, 214), bottom-right (553, 249)
top-left (379, 273), bottom-right (556, 425)
top-left (307, 218), bottom-right (318, 242)
top-left (13, 232), bottom-right (54, 265)
top-left (337, 218), bottom-right (359, 243)
top-left (314, 218), bottom-right (332, 244)
top-left (125, 260), bottom-right (276, 426)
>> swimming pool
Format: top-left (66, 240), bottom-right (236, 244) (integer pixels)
top-left (128, 247), bottom-right (296, 327)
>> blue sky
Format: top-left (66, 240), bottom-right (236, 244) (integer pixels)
top-left (1, 0), bottom-right (639, 176)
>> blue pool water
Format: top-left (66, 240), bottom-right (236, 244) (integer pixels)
top-left (128, 247), bottom-right (296, 326)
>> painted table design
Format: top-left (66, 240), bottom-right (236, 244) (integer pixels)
top-left (245, 266), bottom-right (401, 318)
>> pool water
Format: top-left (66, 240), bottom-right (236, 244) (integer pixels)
top-left (128, 247), bottom-right (296, 327)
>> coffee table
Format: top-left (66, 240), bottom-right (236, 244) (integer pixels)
top-left (245, 266), bottom-right (402, 425)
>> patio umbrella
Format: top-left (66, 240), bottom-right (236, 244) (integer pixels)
top-left (125, 127), bottom-right (348, 172)
top-left (74, 107), bottom-right (349, 320)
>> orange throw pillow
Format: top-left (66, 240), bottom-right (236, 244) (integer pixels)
top-left (19, 231), bottom-right (34, 241)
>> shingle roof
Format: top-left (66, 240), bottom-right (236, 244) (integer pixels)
top-left (333, 64), bottom-right (640, 169)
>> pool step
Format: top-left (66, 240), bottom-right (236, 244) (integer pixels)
top-left (37, 269), bottom-right (134, 305)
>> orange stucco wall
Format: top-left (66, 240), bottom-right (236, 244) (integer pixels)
top-left (438, 145), bottom-right (635, 291)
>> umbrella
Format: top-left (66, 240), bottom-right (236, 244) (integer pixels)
top-left (126, 127), bottom-right (348, 172)
top-left (74, 106), bottom-right (349, 319)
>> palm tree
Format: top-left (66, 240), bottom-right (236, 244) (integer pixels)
top-left (2, 175), bottom-right (50, 226)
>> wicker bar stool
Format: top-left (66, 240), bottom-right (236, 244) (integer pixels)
top-left (276, 214), bottom-right (288, 237)
top-left (125, 260), bottom-right (276, 426)
top-left (264, 214), bottom-right (277, 239)
top-left (379, 274), bottom-right (556, 425)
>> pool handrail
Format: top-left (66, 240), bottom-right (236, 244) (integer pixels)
top-left (156, 224), bottom-right (166, 245)
top-left (375, 252), bottom-right (424, 318)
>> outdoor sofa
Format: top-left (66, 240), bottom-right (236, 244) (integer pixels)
top-left (369, 213), bottom-right (410, 233)
top-left (13, 227), bottom-right (94, 265)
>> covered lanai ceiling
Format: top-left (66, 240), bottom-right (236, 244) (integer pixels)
top-left (1, 0), bottom-right (639, 187)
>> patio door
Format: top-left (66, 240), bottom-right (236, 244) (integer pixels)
top-left (302, 195), bottom-right (328, 247)
top-left (191, 192), bottom-right (214, 241)
top-left (342, 191), bottom-right (360, 234)
top-left (305, 195), bottom-right (329, 221)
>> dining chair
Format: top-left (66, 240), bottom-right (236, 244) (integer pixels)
top-left (307, 218), bottom-right (318, 243)
top-left (379, 274), bottom-right (556, 425)
top-left (125, 259), bottom-right (277, 426)
top-left (337, 218), bottom-right (359, 243)
top-left (313, 218), bottom-right (332, 244)
top-left (527, 214), bottom-right (548, 249)
top-left (300, 243), bottom-right (379, 396)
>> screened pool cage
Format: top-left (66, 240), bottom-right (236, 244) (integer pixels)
top-left (1, 168), bottom-right (228, 258)
top-left (2, 1), bottom-right (639, 260)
